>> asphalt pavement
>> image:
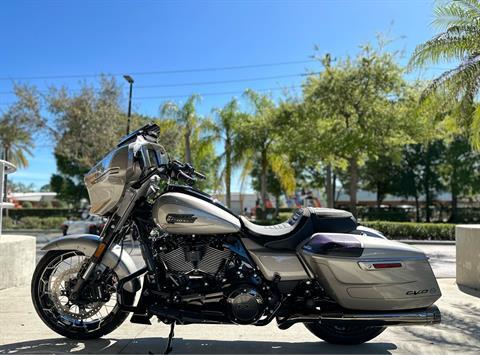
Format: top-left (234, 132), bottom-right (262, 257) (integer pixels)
top-left (0, 232), bottom-right (474, 354)
top-left (1, 279), bottom-right (479, 354)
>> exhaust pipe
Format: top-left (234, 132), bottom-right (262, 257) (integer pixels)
top-left (278, 305), bottom-right (441, 329)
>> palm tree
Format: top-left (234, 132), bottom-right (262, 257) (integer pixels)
top-left (0, 84), bottom-right (44, 198)
top-left (159, 95), bottom-right (218, 190)
top-left (0, 85), bottom-right (43, 167)
top-left (160, 94), bottom-right (202, 165)
top-left (409, 0), bottom-right (480, 147)
top-left (239, 90), bottom-right (296, 212)
top-left (212, 98), bottom-right (247, 208)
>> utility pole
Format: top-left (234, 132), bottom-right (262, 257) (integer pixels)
top-left (123, 75), bottom-right (134, 135)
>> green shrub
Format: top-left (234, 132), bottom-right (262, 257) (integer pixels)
top-left (5, 208), bottom-right (76, 219)
top-left (362, 221), bottom-right (455, 240)
top-left (1, 216), bottom-right (15, 229)
top-left (5, 216), bottom-right (66, 230)
top-left (359, 210), bottom-right (410, 222)
top-left (278, 212), bottom-right (292, 222)
top-left (20, 217), bottom-right (43, 229)
top-left (255, 208), bottom-right (295, 220)
top-left (252, 220), bottom-right (455, 240)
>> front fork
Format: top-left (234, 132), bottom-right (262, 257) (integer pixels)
top-left (70, 187), bottom-right (142, 300)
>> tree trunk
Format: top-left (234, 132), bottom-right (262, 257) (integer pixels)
top-left (275, 194), bottom-right (280, 219)
top-left (424, 144), bottom-right (431, 223)
top-left (225, 137), bottom-right (232, 208)
top-left (414, 194), bottom-right (420, 222)
top-left (3, 146), bottom-right (8, 201)
top-left (332, 173), bottom-right (336, 208)
top-left (376, 182), bottom-right (381, 209)
top-left (184, 129), bottom-right (192, 165)
top-left (260, 149), bottom-right (268, 212)
top-left (450, 167), bottom-right (458, 223)
top-left (325, 164), bottom-right (333, 208)
top-left (3, 146), bottom-right (8, 218)
top-left (348, 157), bottom-right (358, 216)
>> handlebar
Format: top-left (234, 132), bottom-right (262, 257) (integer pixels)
top-left (177, 170), bottom-right (196, 186)
top-left (166, 160), bottom-right (206, 186)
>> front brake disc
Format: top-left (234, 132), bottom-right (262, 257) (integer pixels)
top-left (51, 264), bottom-right (103, 320)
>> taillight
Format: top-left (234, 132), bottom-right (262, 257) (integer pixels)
top-left (358, 261), bottom-right (403, 271)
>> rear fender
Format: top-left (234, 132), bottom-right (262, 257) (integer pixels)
top-left (42, 234), bottom-right (141, 293)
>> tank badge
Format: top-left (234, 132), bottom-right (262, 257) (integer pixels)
top-left (166, 214), bottom-right (197, 224)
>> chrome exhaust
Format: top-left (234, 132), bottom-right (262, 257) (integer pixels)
top-left (277, 305), bottom-right (441, 329)
top-left (320, 305), bottom-right (441, 325)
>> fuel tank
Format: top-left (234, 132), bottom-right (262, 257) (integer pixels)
top-left (153, 192), bottom-right (241, 235)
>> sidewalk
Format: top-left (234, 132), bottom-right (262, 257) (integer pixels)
top-left (0, 279), bottom-right (479, 354)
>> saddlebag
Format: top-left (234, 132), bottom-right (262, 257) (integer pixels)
top-left (299, 233), bottom-right (441, 311)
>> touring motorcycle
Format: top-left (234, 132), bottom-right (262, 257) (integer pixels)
top-left (31, 123), bottom-right (441, 351)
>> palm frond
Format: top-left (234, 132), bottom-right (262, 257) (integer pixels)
top-left (423, 53), bottom-right (480, 96)
top-left (471, 104), bottom-right (480, 149)
top-left (409, 26), bottom-right (479, 68)
top-left (432, 0), bottom-right (480, 29)
top-left (268, 154), bottom-right (296, 195)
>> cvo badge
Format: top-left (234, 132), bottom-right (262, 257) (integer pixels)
top-left (166, 214), bottom-right (197, 224)
top-left (406, 289), bottom-right (429, 296)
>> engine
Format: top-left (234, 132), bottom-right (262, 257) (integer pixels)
top-left (151, 233), bottom-right (269, 324)
top-left (155, 234), bottom-right (232, 278)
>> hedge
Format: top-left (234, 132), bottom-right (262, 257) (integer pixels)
top-left (362, 221), bottom-right (455, 241)
top-left (252, 219), bottom-right (456, 240)
top-left (255, 208), bottom-right (294, 220)
top-left (4, 208), bottom-right (76, 219)
top-left (359, 210), bottom-right (410, 222)
top-left (2, 216), bottom-right (65, 230)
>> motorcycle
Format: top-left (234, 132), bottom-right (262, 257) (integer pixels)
top-left (31, 123), bottom-right (441, 351)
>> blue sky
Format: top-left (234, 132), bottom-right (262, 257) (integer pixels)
top-left (0, 0), bottom-right (442, 190)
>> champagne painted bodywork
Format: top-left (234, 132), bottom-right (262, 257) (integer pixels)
top-left (300, 234), bottom-right (441, 311)
top-left (41, 234), bottom-right (140, 293)
top-left (85, 138), bottom-right (168, 216)
top-left (153, 192), bottom-right (241, 234)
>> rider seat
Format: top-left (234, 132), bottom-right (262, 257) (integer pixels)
top-left (240, 208), bottom-right (357, 250)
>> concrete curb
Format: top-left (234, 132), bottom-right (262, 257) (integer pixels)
top-left (0, 235), bottom-right (36, 290)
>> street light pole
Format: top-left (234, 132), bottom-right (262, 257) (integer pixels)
top-left (123, 75), bottom-right (134, 135)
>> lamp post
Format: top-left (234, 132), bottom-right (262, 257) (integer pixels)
top-left (123, 75), bottom-right (134, 135)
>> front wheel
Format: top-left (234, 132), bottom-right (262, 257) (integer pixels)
top-left (305, 321), bottom-right (386, 345)
top-left (31, 250), bottom-right (134, 340)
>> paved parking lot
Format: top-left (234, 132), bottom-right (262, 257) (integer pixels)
top-left (0, 232), bottom-right (468, 354)
top-left (0, 279), bottom-right (479, 354)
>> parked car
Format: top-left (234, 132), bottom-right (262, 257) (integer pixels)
top-left (61, 214), bottom-right (106, 236)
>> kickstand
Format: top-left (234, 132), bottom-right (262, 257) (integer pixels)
top-left (164, 322), bottom-right (175, 354)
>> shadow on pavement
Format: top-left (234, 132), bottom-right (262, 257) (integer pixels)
top-left (0, 337), bottom-right (397, 354)
top-left (401, 302), bottom-right (480, 351)
top-left (458, 285), bottom-right (480, 298)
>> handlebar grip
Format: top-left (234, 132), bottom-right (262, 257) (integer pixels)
top-left (194, 171), bottom-right (206, 180)
top-left (177, 170), bottom-right (195, 186)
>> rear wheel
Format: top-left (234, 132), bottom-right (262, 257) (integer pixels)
top-left (305, 321), bottom-right (386, 345)
top-left (31, 250), bottom-right (134, 340)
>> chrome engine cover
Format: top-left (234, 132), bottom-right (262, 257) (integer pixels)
top-left (227, 287), bottom-right (264, 324)
top-left (159, 243), bottom-right (231, 274)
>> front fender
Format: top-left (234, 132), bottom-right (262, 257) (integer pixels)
top-left (42, 234), bottom-right (141, 293)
